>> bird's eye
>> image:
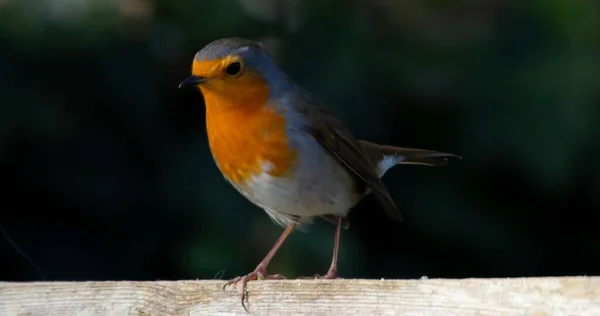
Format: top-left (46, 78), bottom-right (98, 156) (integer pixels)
top-left (225, 61), bottom-right (243, 76)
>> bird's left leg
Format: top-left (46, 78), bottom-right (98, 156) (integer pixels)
top-left (223, 223), bottom-right (295, 311)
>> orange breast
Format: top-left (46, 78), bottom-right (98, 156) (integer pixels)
top-left (202, 85), bottom-right (297, 186)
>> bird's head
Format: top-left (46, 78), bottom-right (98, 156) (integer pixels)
top-left (179, 38), bottom-right (287, 109)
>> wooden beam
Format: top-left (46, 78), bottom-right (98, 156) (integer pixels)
top-left (1, 277), bottom-right (598, 315)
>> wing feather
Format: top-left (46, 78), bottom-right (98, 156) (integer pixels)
top-left (297, 90), bottom-right (403, 222)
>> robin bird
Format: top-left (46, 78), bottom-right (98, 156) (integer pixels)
top-left (179, 37), bottom-right (461, 310)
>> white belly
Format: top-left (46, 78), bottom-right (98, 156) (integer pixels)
top-left (236, 134), bottom-right (359, 228)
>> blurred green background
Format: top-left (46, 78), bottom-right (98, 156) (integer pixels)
top-left (1, 0), bottom-right (599, 282)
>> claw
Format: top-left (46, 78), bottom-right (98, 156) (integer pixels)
top-left (298, 268), bottom-right (338, 280)
top-left (223, 267), bottom-right (286, 312)
top-left (222, 224), bottom-right (296, 311)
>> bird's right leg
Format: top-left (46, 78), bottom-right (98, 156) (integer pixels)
top-left (299, 215), bottom-right (342, 280)
top-left (223, 223), bottom-right (296, 311)
top-left (321, 215), bottom-right (342, 278)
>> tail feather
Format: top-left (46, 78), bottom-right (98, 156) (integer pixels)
top-left (358, 140), bottom-right (461, 174)
top-left (394, 149), bottom-right (460, 166)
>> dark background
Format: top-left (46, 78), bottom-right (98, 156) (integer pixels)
top-left (1, 0), bottom-right (599, 282)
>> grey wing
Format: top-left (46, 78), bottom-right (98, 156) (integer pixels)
top-left (297, 89), bottom-right (403, 222)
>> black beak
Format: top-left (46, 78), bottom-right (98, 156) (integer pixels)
top-left (178, 75), bottom-right (208, 88)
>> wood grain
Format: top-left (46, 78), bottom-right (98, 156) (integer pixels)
top-left (1, 277), bottom-right (598, 315)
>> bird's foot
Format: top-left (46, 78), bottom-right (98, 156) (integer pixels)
top-left (298, 267), bottom-right (338, 280)
top-left (222, 266), bottom-right (286, 312)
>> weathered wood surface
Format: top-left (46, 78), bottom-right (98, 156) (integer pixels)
top-left (0, 277), bottom-right (598, 315)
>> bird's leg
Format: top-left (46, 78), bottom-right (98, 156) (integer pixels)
top-left (223, 223), bottom-right (296, 311)
top-left (322, 215), bottom-right (342, 278)
top-left (300, 216), bottom-right (342, 279)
